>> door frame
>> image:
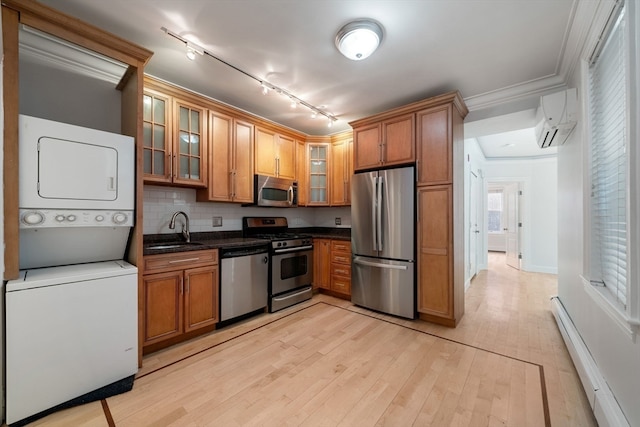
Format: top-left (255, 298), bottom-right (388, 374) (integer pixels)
top-left (485, 178), bottom-right (529, 271)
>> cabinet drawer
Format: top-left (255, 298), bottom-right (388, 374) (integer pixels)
top-left (331, 263), bottom-right (351, 278)
top-left (331, 250), bottom-right (351, 265)
top-left (331, 275), bottom-right (351, 295)
top-left (144, 249), bottom-right (218, 273)
top-left (330, 240), bottom-right (351, 253)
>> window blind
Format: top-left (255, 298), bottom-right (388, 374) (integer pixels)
top-left (589, 7), bottom-right (628, 308)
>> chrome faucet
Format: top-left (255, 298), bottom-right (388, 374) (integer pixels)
top-left (169, 211), bottom-right (191, 242)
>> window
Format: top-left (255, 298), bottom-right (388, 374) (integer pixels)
top-left (588, 5), bottom-right (628, 309)
top-left (487, 190), bottom-right (503, 233)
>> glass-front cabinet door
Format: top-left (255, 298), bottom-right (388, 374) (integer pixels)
top-left (173, 99), bottom-right (206, 187)
top-left (308, 144), bottom-right (329, 205)
top-left (143, 90), bottom-right (171, 183)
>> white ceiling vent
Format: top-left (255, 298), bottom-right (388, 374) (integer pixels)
top-left (535, 88), bottom-right (578, 149)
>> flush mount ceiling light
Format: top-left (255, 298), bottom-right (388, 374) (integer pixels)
top-left (335, 19), bottom-right (384, 61)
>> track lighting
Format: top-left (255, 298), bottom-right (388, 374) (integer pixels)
top-left (162, 26), bottom-right (338, 125)
top-left (185, 42), bottom-right (203, 61)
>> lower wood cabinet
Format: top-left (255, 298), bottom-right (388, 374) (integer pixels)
top-left (417, 185), bottom-right (463, 327)
top-left (313, 239), bottom-right (331, 290)
top-left (142, 249), bottom-right (219, 353)
top-left (330, 240), bottom-right (351, 296)
top-left (313, 238), bottom-right (351, 298)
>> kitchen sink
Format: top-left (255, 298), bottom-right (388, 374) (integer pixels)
top-left (145, 242), bottom-right (204, 250)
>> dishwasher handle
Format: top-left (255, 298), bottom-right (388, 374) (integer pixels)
top-left (220, 246), bottom-right (269, 259)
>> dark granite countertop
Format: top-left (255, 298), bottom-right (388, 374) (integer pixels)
top-left (291, 227), bottom-right (351, 240)
top-left (143, 231), bottom-right (269, 255)
top-left (143, 228), bottom-right (350, 255)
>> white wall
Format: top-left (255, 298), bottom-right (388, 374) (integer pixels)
top-left (556, 1), bottom-right (640, 424)
top-left (143, 185), bottom-right (351, 234)
top-left (483, 157), bottom-right (558, 274)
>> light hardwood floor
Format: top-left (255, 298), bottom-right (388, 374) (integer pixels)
top-left (23, 252), bottom-right (596, 427)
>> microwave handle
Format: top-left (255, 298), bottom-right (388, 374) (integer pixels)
top-left (288, 185), bottom-right (294, 206)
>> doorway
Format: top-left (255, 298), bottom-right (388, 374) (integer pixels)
top-left (487, 181), bottom-right (522, 270)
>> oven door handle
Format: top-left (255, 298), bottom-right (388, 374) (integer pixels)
top-left (273, 245), bottom-right (314, 254)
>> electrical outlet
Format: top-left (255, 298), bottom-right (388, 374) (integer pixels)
top-left (335, 217), bottom-right (341, 226)
top-left (212, 216), bottom-right (223, 227)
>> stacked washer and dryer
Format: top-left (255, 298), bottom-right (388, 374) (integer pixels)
top-left (5, 115), bottom-right (139, 426)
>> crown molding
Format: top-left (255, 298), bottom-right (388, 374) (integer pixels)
top-left (19, 25), bottom-right (128, 86)
top-left (465, 0), bottom-right (614, 114)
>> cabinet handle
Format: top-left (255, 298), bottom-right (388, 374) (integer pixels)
top-left (169, 257), bottom-right (201, 264)
top-left (173, 154), bottom-right (178, 178)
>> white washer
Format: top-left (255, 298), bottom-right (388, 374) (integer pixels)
top-left (5, 261), bottom-right (138, 425)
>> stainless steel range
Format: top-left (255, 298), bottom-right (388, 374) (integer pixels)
top-left (243, 217), bottom-right (313, 312)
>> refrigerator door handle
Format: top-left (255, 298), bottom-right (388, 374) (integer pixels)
top-left (371, 176), bottom-right (378, 251)
top-left (354, 258), bottom-right (408, 270)
top-left (377, 175), bottom-right (383, 251)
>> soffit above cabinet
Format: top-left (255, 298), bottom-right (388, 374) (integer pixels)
top-left (19, 24), bottom-right (128, 86)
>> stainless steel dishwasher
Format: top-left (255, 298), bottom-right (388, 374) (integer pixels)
top-left (220, 245), bottom-right (269, 322)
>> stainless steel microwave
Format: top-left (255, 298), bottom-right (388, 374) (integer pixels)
top-left (253, 174), bottom-right (298, 207)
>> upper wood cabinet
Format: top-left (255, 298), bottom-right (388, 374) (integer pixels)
top-left (296, 140), bottom-right (308, 206)
top-left (307, 143), bottom-right (330, 206)
top-left (197, 111), bottom-right (253, 203)
top-left (143, 87), bottom-right (207, 187)
top-left (417, 104), bottom-right (453, 186)
top-left (255, 127), bottom-right (296, 179)
top-left (352, 113), bottom-right (415, 171)
top-left (330, 132), bottom-right (353, 206)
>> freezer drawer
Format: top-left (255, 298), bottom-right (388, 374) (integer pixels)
top-left (351, 256), bottom-right (416, 319)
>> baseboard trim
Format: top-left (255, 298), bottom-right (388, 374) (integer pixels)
top-left (551, 296), bottom-right (630, 427)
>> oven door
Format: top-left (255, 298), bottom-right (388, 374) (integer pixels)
top-left (271, 247), bottom-right (313, 295)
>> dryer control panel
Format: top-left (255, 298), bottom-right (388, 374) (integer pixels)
top-left (19, 209), bottom-right (134, 228)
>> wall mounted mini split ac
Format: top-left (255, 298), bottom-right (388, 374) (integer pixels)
top-left (535, 88), bottom-right (578, 148)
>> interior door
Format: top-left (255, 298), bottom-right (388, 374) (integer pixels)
top-left (469, 171), bottom-right (479, 279)
top-left (504, 182), bottom-right (520, 270)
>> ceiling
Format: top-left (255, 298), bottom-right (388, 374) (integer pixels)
top-left (36, 0), bottom-right (595, 157)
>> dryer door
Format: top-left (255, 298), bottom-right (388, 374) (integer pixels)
top-left (38, 137), bottom-right (118, 201)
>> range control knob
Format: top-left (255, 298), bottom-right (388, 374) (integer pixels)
top-left (66, 214), bottom-right (77, 222)
top-left (282, 242), bottom-right (288, 247)
top-left (95, 215), bottom-right (105, 222)
top-left (55, 214), bottom-right (66, 222)
top-left (112, 212), bottom-right (128, 224)
top-left (22, 211), bottom-right (45, 225)
top-left (277, 242), bottom-right (282, 247)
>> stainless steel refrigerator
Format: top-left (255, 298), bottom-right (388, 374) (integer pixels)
top-left (351, 166), bottom-right (416, 319)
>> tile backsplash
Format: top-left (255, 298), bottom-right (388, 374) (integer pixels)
top-left (143, 185), bottom-right (351, 235)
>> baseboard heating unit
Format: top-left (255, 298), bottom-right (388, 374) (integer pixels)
top-left (550, 296), bottom-right (629, 427)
